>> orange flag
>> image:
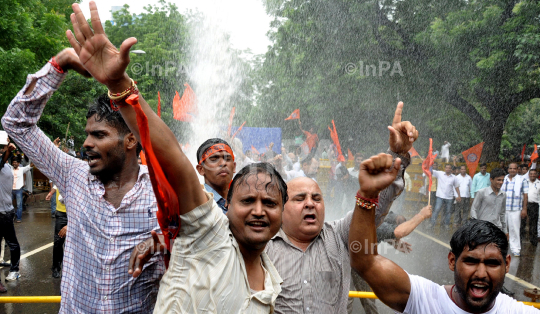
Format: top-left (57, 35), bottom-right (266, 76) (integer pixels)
top-left (422, 139), bottom-right (436, 191)
top-left (251, 145), bottom-right (260, 155)
top-left (529, 144), bottom-right (538, 166)
top-left (125, 95), bottom-right (179, 268)
top-left (409, 147), bottom-right (420, 157)
top-left (521, 144), bottom-right (527, 163)
top-left (231, 121), bottom-right (246, 140)
top-left (328, 120), bottom-right (344, 161)
top-left (157, 91), bottom-right (161, 118)
top-left (139, 151), bottom-right (147, 165)
top-left (173, 83), bottom-right (198, 122)
top-left (285, 109), bottom-right (300, 120)
top-left (461, 142), bottom-right (484, 178)
top-left (348, 148), bottom-right (354, 161)
top-left (228, 107), bottom-right (236, 136)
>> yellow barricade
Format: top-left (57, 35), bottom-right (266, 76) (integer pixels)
top-left (0, 293), bottom-right (539, 308)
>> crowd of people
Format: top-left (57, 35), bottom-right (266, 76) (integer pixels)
top-left (0, 2), bottom-right (537, 313)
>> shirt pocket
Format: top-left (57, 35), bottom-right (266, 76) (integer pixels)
top-left (313, 270), bottom-right (340, 305)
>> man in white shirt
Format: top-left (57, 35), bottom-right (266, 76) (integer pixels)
top-left (522, 169), bottom-right (539, 246)
top-left (454, 165), bottom-right (472, 226)
top-left (430, 164), bottom-right (460, 229)
top-left (347, 152), bottom-right (363, 179)
top-left (11, 157), bottom-right (32, 223)
top-left (441, 141), bottom-right (451, 162)
top-left (502, 162), bottom-right (529, 256)
top-left (349, 157), bottom-right (538, 313)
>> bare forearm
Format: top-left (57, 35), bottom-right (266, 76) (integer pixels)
top-left (393, 213), bottom-right (426, 239)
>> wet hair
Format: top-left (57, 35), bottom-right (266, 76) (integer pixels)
top-left (479, 163), bottom-right (487, 168)
top-left (530, 168), bottom-right (538, 173)
top-left (86, 94), bottom-right (132, 136)
top-left (450, 219), bottom-right (508, 260)
top-left (490, 168), bottom-right (506, 179)
top-left (520, 163), bottom-right (528, 169)
top-left (196, 138), bottom-right (232, 164)
top-left (226, 162), bottom-right (288, 207)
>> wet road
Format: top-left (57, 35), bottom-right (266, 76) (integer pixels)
top-left (1, 199), bottom-right (539, 314)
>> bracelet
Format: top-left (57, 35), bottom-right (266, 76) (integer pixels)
top-left (48, 57), bottom-right (65, 74)
top-left (108, 79), bottom-right (138, 100)
top-left (355, 192), bottom-right (379, 204)
top-left (355, 196), bottom-right (377, 210)
top-left (109, 88), bottom-right (139, 111)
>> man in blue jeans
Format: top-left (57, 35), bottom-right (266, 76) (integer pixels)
top-left (430, 164), bottom-right (460, 229)
top-left (11, 157), bottom-right (32, 223)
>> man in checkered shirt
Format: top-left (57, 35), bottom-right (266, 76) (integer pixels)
top-left (1, 51), bottom-right (164, 313)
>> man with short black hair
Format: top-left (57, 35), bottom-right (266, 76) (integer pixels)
top-left (471, 168), bottom-right (507, 235)
top-left (195, 138), bottom-right (236, 214)
top-left (502, 162), bottom-right (528, 257)
top-left (11, 156), bottom-right (32, 223)
top-left (0, 143), bottom-right (21, 284)
top-left (349, 160), bottom-right (537, 314)
top-left (454, 165), bottom-right (472, 227)
top-left (2, 44), bottom-right (164, 312)
top-left (523, 168), bottom-right (539, 246)
top-left (430, 164), bottom-right (460, 229)
top-left (471, 163), bottom-right (490, 199)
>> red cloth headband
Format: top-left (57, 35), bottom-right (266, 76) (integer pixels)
top-left (199, 144), bottom-right (235, 165)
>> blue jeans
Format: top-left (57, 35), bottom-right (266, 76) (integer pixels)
top-left (431, 197), bottom-right (454, 227)
top-left (50, 191), bottom-right (57, 215)
top-left (12, 189), bottom-right (23, 221)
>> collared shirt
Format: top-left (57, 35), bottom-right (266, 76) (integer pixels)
top-left (502, 175), bottom-right (529, 211)
top-left (528, 179), bottom-right (540, 204)
top-left (265, 152), bottom-right (409, 314)
top-left (2, 62), bottom-right (164, 313)
top-left (470, 186), bottom-right (507, 233)
top-left (12, 165), bottom-right (31, 190)
top-left (154, 192), bottom-right (282, 313)
top-left (347, 167), bottom-right (359, 179)
top-left (453, 174), bottom-right (472, 198)
top-left (0, 163), bottom-right (13, 213)
top-left (432, 171), bottom-right (458, 199)
top-left (471, 172), bottom-right (490, 198)
top-left (204, 183), bottom-right (227, 213)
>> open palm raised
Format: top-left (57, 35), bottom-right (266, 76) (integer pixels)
top-left (66, 1), bottom-right (137, 91)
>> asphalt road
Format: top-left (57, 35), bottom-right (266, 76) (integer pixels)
top-left (1, 199), bottom-right (539, 314)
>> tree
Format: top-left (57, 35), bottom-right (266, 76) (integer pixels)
top-left (257, 0), bottom-right (540, 160)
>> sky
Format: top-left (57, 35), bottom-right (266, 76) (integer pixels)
top-left (80, 0), bottom-right (273, 55)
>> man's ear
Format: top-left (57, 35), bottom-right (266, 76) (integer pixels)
top-left (448, 251), bottom-right (456, 272)
top-left (125, 133), bottom-right (138, 151)
top-left (196, 163), bottom-right (205, 176)
top-left (505, 254), bottom-right (511, 273)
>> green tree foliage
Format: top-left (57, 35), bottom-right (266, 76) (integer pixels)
top-left (257, 0), bottom-right (540, 160)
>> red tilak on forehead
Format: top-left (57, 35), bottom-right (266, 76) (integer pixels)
top-left (199, 144), bottom-right (235, 165)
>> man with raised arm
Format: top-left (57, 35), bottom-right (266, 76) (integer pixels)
top-left (1, 4), bottom-right (165, 310)
top-left (64, 3), bottom-right (285, 312)
top-left (348, 155), bottom-right (538, 313)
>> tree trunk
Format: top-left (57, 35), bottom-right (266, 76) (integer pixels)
top-left (478, 120), bottom-right (505, 163)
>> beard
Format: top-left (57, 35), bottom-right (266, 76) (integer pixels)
top-left (454, 271), bottom-right (503, 312)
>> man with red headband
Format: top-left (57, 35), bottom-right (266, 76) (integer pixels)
top-left (195, 138), bottom-right (236, 214)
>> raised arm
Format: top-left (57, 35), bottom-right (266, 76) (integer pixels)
top-left (67, 1), bottom-right (206, 213)
top-left (0, 144), bottom-right (16, 169)
top-left (393, 205), bottom-right (432, 239)
top-left (350, 154), bottom-right (411, 312)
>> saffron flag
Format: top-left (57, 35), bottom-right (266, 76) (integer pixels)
top-left (328, 120), bottom-right (344, 161)
top-left (231, 121), bottom-right (246, 140)
top-left (251, 145), bottom-right (260, 155)
top-left (228, 107), bottom-right (236, 136)
top-left (157, 91), bottom-right (161, 118)
top-left (409, 147), bottom-right (420, 157)
top-left (139, 151), bottom-right (147, 165)
top-left (461, 142), bottom-right (484, 178)
top-left (530, 144), bottom-right (538, 167)
top-left (125, 95), bottom-right (179, 268)
top-left (422, 139), bottom-right (436, 192)
top-left (173, 83), bottom-right (198, 122)
top-left (348, 148), bottom-right (354, 161)
top-left (285, 109), bottom-right (300, 120)
top-left (521, 144), bottom-right (527, 163)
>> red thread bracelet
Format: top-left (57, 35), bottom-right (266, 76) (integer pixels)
top-left (48, 57), bottom-right (65, 74)
top-left (355, 192), bottom-right (379, 204)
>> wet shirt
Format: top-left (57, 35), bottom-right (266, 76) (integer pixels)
top-left (527, 179), bottom-right (540, 204)
top-left (432, 171), bottom-right (458, 200)
top-left (265, 151), bottom-right (409, 314)
top-left (470, 186), bottom-right (507, 233)
top-left (153, 192), bottom-right (282, 313)
top-left (12, 165), bottom-right (31, 190)
top-left (402, 274), bottom-right (539, 313)
top-left (2, 62), bottom-right (164, 313)
top-left (502, 175), bottom-right (529, 211)
top-left (453, 174), bottom-right (472, 198)
top-left (0, 163), bottom-right (13, 213)
top-left (471, 172), bottom-right (490, 198)
top-left (204, 183), bottom-right (227, 213)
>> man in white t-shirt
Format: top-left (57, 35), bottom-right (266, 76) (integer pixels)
top-left (349, 155), bottom-right (538, 313)
top-left (454, 165), bottom-right (472, 227)
top-left (441, 141), bottom-right (451, 162)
